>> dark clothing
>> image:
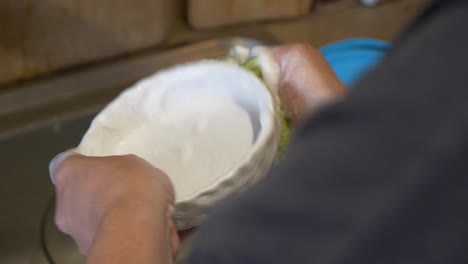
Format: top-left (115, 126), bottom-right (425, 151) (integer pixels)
top-left (189, 1), bottom-right (468, 263)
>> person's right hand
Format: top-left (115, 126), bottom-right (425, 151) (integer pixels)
top-left (50, 153), bottom-right (179, 263)
top-left (272, 43), bottom-right (348, 123)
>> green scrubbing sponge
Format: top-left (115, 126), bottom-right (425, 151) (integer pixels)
top-left (241, 57), bottom-right (263, 79)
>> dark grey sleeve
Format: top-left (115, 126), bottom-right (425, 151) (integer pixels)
top-left (188, 1), bottom-right (468, 263)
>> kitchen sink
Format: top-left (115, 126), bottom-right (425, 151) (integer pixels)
top-left (0, 38), bottom-right (269, 264)
top-left (0, 114), bottom-right (93, 264)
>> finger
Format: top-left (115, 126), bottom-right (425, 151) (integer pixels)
top-left (49, 149), bottom-right (78, 184)
top-left (127, 154), bottom-right (176, 203)
top-left (77, 239), bottom-right (90, 256)
top-left (54, 182), bottom-right (68, 232)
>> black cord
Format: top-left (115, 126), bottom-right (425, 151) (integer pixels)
top-left (39, 195), bottom-right (56, 264)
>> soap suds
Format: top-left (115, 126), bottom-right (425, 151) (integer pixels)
top-left (107, 92), bottom-right (253, 201)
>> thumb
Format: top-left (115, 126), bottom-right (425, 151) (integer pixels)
top-left (49, 149), bottom-right (78, 184)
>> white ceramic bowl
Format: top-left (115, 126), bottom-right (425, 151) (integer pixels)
top-left (76, 60), bottom-right (280, 229)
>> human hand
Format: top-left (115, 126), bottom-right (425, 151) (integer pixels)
top-left (49, 152), bottom-right (179, 262)
top-left (272, 43), bottom-right (347, 123)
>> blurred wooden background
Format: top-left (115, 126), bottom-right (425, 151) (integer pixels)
top-left (0, 0), bottom-right (176, 87)
top-left (188, 0), bottom-right (313, 29)
top-left (0, 0), bottom-right (427, 88)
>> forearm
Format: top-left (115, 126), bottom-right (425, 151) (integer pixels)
top-left (87, 201), bottom-right (173, 264)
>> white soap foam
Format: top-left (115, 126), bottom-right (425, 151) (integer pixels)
top-left (101, 92), bottom-right (253, 201)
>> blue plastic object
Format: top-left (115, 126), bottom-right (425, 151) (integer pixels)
top-left (320, 38), bottom-right (390, 86)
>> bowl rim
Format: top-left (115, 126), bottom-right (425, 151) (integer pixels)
top-left (174, 61), bottom-right (276, 203)
top-left (77, 60), bottom-right (277, 203)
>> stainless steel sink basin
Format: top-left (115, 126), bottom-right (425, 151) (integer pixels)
top-left (0, 38), bottom-right (270, 264)
top-left (0, 114), bottom-right (93, 264)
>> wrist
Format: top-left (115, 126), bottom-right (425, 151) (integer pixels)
top-left (88, 199), bottom-right (175, 264)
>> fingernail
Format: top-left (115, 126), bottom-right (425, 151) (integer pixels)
top-left (49, 150), bottom-right (75, 184)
